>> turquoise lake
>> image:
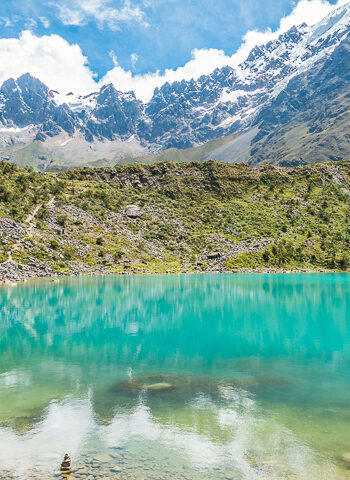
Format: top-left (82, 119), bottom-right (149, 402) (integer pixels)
top-left (0, 273), bottom-right (350, 480)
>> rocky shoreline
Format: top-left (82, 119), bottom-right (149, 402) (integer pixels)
top-left (0, 259), bottom-right (334, 287)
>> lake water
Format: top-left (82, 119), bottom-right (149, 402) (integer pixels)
top-left (0, 274), bottom-right (350, 480)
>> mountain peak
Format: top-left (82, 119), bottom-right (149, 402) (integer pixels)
top-left (0, 5), bottom-right (348, 166)
top-left (17, 72), bottom-right (40, 83)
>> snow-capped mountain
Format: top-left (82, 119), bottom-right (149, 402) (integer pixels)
top-left (0, 2), bottom-right (349, 169)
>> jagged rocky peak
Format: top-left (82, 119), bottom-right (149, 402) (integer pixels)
top-left (244, 24), bottom-right (308, 66)
top-left (96, 83), bottom-right (141, 109)
top-left (84, 83), bottom-right (144, 141)
top-left (0, 74), bottom-right (57, 128)
top-left (96, 83), bottom-right (120, 103)
top-left (1, 73), bottom-right (49, 93)
top-left (16, 73), bottom-right (52, 94)
top-left (1, 74), bottom-right (54, 111)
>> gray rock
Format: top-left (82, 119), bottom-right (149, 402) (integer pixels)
top-left (123, 205), bottom-right (143, 218)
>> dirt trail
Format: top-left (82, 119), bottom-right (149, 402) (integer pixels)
top-left (5, 196), bottom-right (55, 263)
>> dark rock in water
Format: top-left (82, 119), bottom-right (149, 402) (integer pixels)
top-left (232, 373), bottom-right (293, 392)
top-left (96, 372), bottom-right (292, 424)
top-left (111, 372), bottom-right (292, 400)
top-left (253, 374), bottom-right (293, 390)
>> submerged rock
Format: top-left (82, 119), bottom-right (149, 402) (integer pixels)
top-left (111, 372), bottom-right (292, 400)
top-left (247, 374), bottom-right (293, 391)
top-left (146, 382), bottom-right (173, 391)
top-left (110, 467), bottom-right (122, 473)
top-left (111, 373), bottom-right (224, 398)
top-left (341, 452), bottom-right (350, 463)
top-left (94, 453), bottom-right (112, 463)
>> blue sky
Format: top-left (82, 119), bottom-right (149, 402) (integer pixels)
top-left (0, 0), bottom-right (344, 100)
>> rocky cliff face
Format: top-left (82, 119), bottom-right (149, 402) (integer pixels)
top-left (249, 32), bottom-right (350, 165)
top-left (0, 3), bottom-right (349, 166)
top-left (0, 74), bottom-right (76, 139)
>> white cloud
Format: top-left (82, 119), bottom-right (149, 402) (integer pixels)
top-left (0, 30), bottom-right (96, 95)
top-left (24, 18), bottom-right (38, 30)
top-left (102, 48), bottom-right (234, 100)
top-left (0, 17), bottom-right (13, 28)
top-left (225, 0), bottom-right (350, 65)
top-left (39, 17), bottom-right (51, 28)
top-left (57, 0), bottom-right (148, 29)
top-left (277, 0), bottom-right (348, 30)
top-left (100, 0), bottom-right (350, 101)
top-left (57, 6), bottom-right (85, 26)
top-left (0, 0), bottom-right (347, 102)
top-left (131, 53), bottom-right (139, 69)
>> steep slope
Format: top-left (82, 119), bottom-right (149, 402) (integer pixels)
top-left (249, 33), bottom-right (350, 165)
top-left (0, 160), bottom-right (349, 283)
top-left (127, 128), bottom-right (258, 166)
top-left (143, 4), bottom-right (349, 149)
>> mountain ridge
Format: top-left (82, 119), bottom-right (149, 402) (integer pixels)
top-left (0, 3), bottom-right (349, 169)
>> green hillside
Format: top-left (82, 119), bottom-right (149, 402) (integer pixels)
top-left (0, 160), bottom-right (350, 283)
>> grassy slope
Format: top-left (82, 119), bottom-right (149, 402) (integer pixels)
top-left (0, 160), bottom-right (349, 277)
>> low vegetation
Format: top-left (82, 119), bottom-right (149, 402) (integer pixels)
top-left (0, 160), bottom-right (349, 281)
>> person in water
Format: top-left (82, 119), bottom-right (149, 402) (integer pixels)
top-left (61, 454), bottom-right (72, 471)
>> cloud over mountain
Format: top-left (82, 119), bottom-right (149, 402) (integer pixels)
top-left (0, 31), bottom-right (96, 95)
top-left (0, 0), bottom-right (348, 102)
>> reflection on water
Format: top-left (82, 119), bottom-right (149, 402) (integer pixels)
top-left (0, 274), bottom-right (350, 479)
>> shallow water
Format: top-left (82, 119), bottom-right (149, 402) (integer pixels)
top-left (0, 273), bottom-right (350, 479)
